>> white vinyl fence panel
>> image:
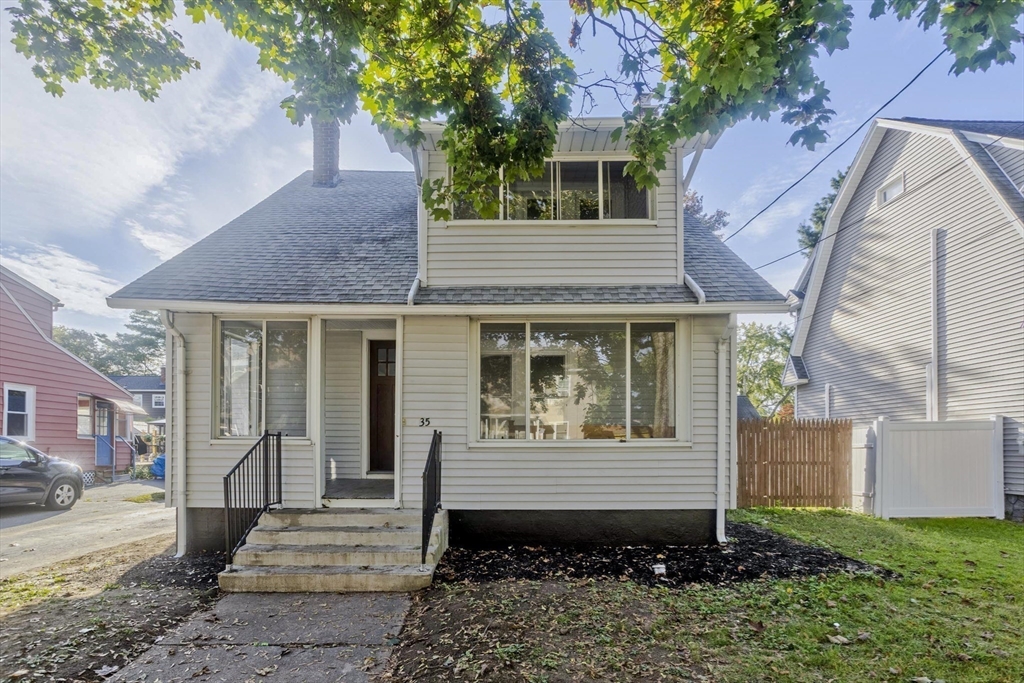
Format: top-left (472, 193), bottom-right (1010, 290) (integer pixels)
top-left (874, 417), bottom-right (1004, 519)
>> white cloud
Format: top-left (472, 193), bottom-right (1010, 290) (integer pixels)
top-left (0, 246), bottom-right (126, 319)
top-left (126, 220), bottom-right (195, 261)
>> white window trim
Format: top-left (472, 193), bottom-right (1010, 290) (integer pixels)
top-left (468, 317), bottom-right (692, 448)
top-left (3, 383), bottom-right (36, 443)
top-left (447, 157), bottom-right (657, 225)
top-left (876, 172), bottom-right (906, 207)
top-left (213, 317), bottom-right (312, 441)
top-left (133, 393), bottom-right (144, 407)
top-left (77, 394), bottom-right (94, 439)
top-left (152, 394), bottom-right (166, 408)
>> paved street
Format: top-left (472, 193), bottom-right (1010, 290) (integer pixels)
top-left (0, 480), bottom-right (175, 577)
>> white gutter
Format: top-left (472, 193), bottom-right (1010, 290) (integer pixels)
top-left (161, 310), bottom-right (188, 557)
top-left (683, 273), bottom-right (706, 304)
top-left (407, 276), bottom-right (421, 306)
top-left (108, 298), bottom-right (789, 316)
top-left (716, 313), bottom-right (737, 544)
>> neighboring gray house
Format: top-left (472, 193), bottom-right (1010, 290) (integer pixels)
top-left (110, 373), bottom-right (166, 421)
top-left (108, 117), bottom-right (787, 591)
top-left (784, 117), bottom-right (1024, 519)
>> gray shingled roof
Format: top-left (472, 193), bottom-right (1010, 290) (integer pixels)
top-left (737, 395), bottom-right (762, 420)
top-left (901, 117), bottom-right (1024, 140)
top-left (112, 171), bottom-right (783, 306)
top-left (111, 171), bottom-right (418, 304)
top-left (109, 376), bottom-right (165, 391)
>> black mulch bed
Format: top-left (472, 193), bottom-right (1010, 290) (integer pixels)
top-left (118, 549), bottom-right (225, 590)
top-left (435, 522), bottom-right (896, 589)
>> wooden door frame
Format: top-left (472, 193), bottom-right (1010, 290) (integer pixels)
top-left (361, 329), bottom-right (397, 480)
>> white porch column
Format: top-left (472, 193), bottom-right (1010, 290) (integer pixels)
top-left (310, 316), bottom-right (324, 508)
top-left (394, 315), bottom-right (404, 508)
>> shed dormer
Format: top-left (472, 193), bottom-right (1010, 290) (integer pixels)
top-left (387, 118), bottom-right (718, 287)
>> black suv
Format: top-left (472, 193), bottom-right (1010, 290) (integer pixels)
top-left (0, 436), bottom-right (84, 509)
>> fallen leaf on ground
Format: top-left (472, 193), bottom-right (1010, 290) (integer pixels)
top-left (827, 635), bottom-right (849, 645)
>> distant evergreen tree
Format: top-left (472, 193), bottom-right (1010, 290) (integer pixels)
top-left (797, 169), bottom-right (847, 253)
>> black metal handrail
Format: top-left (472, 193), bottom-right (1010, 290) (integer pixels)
top-left (223, 431), bottom-right (282, 562)
top-left (421, 430), bottom-right (442, 564)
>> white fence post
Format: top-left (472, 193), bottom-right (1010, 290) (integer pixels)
top-left (992, 415), bottom-right (1005, 519)
top-left (874, 416), bottom-right (887, 519)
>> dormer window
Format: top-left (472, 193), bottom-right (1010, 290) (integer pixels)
top-left (453, 159), bottom-right (650, 222)
top-left (878, 174), bottom-right (904, 205)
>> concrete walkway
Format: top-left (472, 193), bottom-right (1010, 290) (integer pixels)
top-left (111, 593), bottom-right (411, 682)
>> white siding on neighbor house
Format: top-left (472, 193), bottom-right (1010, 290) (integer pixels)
top-left (399, 314), bottom-right (733, 510)
top-left (324, 329), bottom-right (362, 480)
top-left (174, 313), bottom-right (315, 508)
top-left (987, 145), bottom-right (1024, 190)
top-left (423, 151), bottom-right (679, 286)
top-left (796, 128), bottom-right (1024, 496)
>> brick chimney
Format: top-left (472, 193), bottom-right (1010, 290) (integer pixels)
top-left (312, 117), bottom-right (340, 187)
top-left (160, 365), bottom-right (166, 385)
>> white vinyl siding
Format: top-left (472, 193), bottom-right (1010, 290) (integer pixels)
top-left (324, 328), bottom-right (362, 480)
top-left (987, 145), bottom-right (1024, 190)
top-left (399, 314), bottom-right (732, 510)
top-left (424, 151), bottom-right (679, 286)
top-left (173, 313), bottom-right (315, 508)
top-left (796, 128), bottom-right (1024, 495)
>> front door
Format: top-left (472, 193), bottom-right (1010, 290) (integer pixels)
top-left (94, 401), bottom-right (115, 467)
top-left (369, 340), bottom-right (396, 473)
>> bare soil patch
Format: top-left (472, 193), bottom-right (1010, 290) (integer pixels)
top-left (1, 533), bottom-right (221, 683)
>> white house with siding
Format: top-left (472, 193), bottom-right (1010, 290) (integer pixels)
top-left (108, 118), bottom-right (787, 591)
top-left (784, 118), bottom-right (1024, 521)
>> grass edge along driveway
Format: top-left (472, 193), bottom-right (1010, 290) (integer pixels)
top-left (389, 509), bottom-right (1022, 682)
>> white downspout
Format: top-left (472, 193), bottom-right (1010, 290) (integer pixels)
top-left (407, 276), bottom-right (421, 306)
top-left (683, 273), bottom-right (706, 304)
top-left (161, 310), bottom-right (188, 556)
top-left (928, 228), bottom-right (940, 421)
top-left (716, 314), bottom-right (737, 544)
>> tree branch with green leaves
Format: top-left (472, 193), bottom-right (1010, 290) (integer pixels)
top-left (8, 0), bottom-right (1021, 219)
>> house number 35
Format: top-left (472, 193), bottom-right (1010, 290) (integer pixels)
top-left (419, 418), bottom-right (431, 427)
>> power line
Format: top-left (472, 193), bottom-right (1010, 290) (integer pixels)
top-left (753, 129), bottom-right (1016, 271)
top-left (722, 48), bottom-right (949, 243)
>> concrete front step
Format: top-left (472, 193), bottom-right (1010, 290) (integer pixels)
top-left (247, 525), bottom-right (420, 546)
top-left (234, 543), bottom-right (424, 566)
top-left (219, 564), bottom-right (436, 593)
top-left (262, 508), bottom-right (421, 528)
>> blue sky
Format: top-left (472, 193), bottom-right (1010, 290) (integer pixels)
top-left (1, 3), bottom-right (1021, 334)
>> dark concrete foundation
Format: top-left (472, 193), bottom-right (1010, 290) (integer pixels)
top-left (185, 507), bottom-right (227, 553)
top-left (449, 509), bottom-right (716, 548)
top-left (1007, 494), bottom-right (1024, 523)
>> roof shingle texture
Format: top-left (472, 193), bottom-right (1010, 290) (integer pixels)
top-left (109, 376), bottom-right (165, 391)
top-left (901, 118), bottom-right (1024, 140)
top-left (112, 170), bottom-right (783, 306)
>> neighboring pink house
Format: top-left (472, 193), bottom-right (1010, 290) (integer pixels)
top-left (0, 265), bottom-right (143, 481)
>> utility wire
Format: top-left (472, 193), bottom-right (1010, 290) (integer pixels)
top-left (722, 48), bottom-right (949, 243)
top-left (752, 130), bottom-right (1016, 271)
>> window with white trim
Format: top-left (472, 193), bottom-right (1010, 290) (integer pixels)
top-left (152, 394), bottom-right (165, 408)
top-left (77, 394), bottom-right (93, 437)
top-left (3, 384), bottom-right (36, 441)
top-left (133, 393), bottom-right (143, 406)
top-left (453, 160), bottom-right (651, 221)
top-left (878, 175), bottom-right (904, 205)
top-left (218, 320), bottom-right (308, 438)
top-left (478, 322), bottom-right (676, 440)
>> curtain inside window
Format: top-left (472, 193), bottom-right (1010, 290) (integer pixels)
top-left (220, 321), bottom-right (262, 437)
top-left (266, 321), bottom-right (308, 437)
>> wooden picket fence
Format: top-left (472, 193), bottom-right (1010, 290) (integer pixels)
top-left (737, 419), bottom-right (853, 508)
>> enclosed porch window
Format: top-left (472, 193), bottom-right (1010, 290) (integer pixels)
top-left (478, 322), bottom-right (676, 440)
top-left (218, 320), bottom-right (308, 438)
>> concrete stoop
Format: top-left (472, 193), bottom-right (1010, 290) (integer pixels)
top-left (219, 508), bottom-right (448, 593)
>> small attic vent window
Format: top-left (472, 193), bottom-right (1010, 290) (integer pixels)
top-left (878, 175), bottom-right (904, 205)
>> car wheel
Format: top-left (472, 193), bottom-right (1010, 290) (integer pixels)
top-left (46, 481), bottom-right (79, 510)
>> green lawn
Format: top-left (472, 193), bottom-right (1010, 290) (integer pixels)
top-left (391, 510), bottom-right (1023, 682)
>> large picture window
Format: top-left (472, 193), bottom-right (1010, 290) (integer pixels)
top-left (478, 322), bottom-right (675, 441)
top-left (453, 160), bottom-right (650, 222)
top-left (218, 320), bottom-right (308, 438)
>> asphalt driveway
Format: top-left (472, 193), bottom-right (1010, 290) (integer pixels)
top-left (0, 480), bottom-right (175, 577)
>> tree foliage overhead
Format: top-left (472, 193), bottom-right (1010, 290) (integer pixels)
top-left (736, 322), bottom-right (793, 418)
top-left (9, 0), bottom-right (1021, 218)
top-left (53, 310), bottom-right (166, 376)
top-left (797, 168), bottom-right (847, 252)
